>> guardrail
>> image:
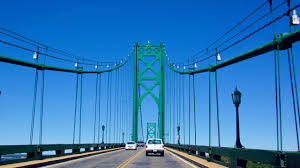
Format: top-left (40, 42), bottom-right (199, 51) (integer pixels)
top-left (166, 144), bottom-right (300, 168)
top-left (0, 143), bottom-right (124, 165)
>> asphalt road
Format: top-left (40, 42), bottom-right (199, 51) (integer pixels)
top-left (44, 147), bottom-right (195, 168)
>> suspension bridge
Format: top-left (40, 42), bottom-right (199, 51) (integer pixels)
top-left (1, 0), bottom-right (300, 167)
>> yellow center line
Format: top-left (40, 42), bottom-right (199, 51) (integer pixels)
top-left (116, 149), bottom-right (144, 168)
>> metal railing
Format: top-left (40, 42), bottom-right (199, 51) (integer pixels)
top-left (0, 143), bottom-right (124, 165)
top-left (166, 144), bottom-right (300, 168)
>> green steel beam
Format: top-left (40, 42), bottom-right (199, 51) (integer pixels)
top-left (160, 43), bottom-right (165, 142)
top-left (167, 28), bottom-right (300, 74)
top-left (132, 43), bottom-right (138, 142)
top-left (0, 52), bottom-right (132, 74)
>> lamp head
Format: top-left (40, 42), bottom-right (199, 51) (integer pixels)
top-left (232, 87), bottom-right (242, 106)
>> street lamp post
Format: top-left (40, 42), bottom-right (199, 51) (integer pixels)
top-left (232, 88), bottom-right (243, 148)
top-left (177, 125), bottom-right (180, 145)
top-left (102, 125), bottom-right (105, 144)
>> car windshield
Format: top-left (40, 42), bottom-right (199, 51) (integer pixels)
top-left (127, 142), bottom-right (135, 144)
top-left (147, 140), bottom-right (162, 144)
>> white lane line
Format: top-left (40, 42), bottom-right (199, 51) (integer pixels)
top-left (168, 151), bottom-right (198, 168)
top-left (44, 149), bottom-right (125, 168)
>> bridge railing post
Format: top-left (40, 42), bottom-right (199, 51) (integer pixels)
top-left (55, 149), bottom-right (64, 155)
top-left (27, 151), bottom-right (42, 160)
top-left (72, 148), bottom-right (80, 153)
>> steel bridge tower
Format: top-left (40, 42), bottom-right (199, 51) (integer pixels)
top-left (132, 42), bottom-right (165, 142)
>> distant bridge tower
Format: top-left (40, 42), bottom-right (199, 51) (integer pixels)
top-left (146, 122), bottom-right (157, 140)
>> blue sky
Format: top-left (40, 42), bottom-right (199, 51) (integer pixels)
top-left (0, 0), bottom-right (300, 151)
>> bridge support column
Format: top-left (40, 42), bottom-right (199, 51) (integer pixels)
top-left (212, 154), bottom-right (221, 161)
top-left (85, 148), bottom-right (90, 152)
top-left (237, 159), bottom-right (247, 168)
top-left (27, 152), bottom-right (42, 159)
top-left (132, 42), bottom-right (165, 142)
top-left (132, 43), bottom-right (138, 142)
top-left (199, 151), bottom-right (205, 157)
top-left (72, 148), bottom-right (80, 153)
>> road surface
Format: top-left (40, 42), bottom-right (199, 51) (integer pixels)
top-left (45, 148), bottom-right (195, 168)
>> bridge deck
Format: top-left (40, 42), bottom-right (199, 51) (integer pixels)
top-left (1, 147), bottom-right (198, 168)
top-left (45, 148), bottom-right (194, 168)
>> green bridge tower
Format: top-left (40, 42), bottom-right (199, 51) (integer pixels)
top-left (132, 42), bottom-right (165, 142)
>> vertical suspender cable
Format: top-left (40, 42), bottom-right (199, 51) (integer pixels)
top-left (277, 38), bottom-right (283, 152)
top-left (29, 47), bottom-right (39, 144)
top-left (290, 44), bottom-right (300, 142)
top-left (171, 69), bottom-right (173, 143)
top-left (40, 47), bottom-right (48, 145)
top-left (174, 72), bottom-right (177, 142)
top-left (93, 73), bottom-right (99, 144)
top-left (106, 72), bottom-right (110, 143)
top-left (114, 70), bottom-right (118, 142)
top-left (127, 64), bottom-right (130, 142)
top-left (165, 66), bottom-right (168, 143)
top-left (182, 74), bottom-right (185, 145)
top-left (177, 73), bottom-right (180, 128)
top-left (193, 74), bottom-right (196, 145)
top-left (269, 0), bottom-right (280, 151)
top-left (123, 68), bottom-right (125, 142)
top-left (72, 72), bottom-right (79, 144)
top-left (124, 66), bottom-right (127, 142)
top-left (120, 68), bottom-right (123, 142)
top-left (286, 0), bottom-right (300, 151)
top-left (109, 72), bottom-right (112, 143)
top-left (79, 73), bottom-right (83, 144)
top-left (124, 67), bottom-right (129, 142)
top-left (117, 68), bottom-right (121, 142)
top-left (178, 72), bottom-right (181, 144)
top-left (215, 49), bottom-right (221, 147)
top-left (170, 67), bottom-right (172, 143)
top-left (121, 67), bottom-right (124, 142)
top-left (167, 67), bottom-right (169, 143)
top-left (39, 57), bottom-right (45, 145)
top-left (125, 65), bottom-right (128, 142)
top-left (117, 67), bottom-right (120, 142)
top-left (98, 73), bottom-right (102, 144)
top-left (271, 0), bottom-right (283, 151)
top-left (173, 70), bottom-right (176, 143)
top-left (30, 69), bottom-right (38, 144)
top-left (169, 68), bottom-right (172, 143)
top-left (209, 68), bottom-right (212, 147)
top-left (189, 73), bottom-right (191, 145)
top-left (116, 69), bottom-right (120, 143)
top-left (178, 73), bottom-right (181, 142)
top-left (174, 71), bottom-right (177, 141)
top-left (287, 47), bottom-right (300, 151)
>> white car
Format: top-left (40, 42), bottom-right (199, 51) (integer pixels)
top-left (125, 141), bottom-right (137, 150)
top-left (145, 138), bottom-right (164, 156)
